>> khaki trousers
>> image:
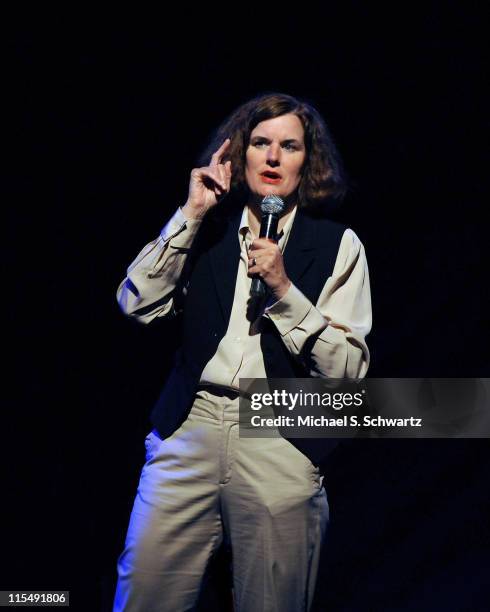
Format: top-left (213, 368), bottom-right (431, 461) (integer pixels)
top-left (113, 389), bottom-right (329, 611)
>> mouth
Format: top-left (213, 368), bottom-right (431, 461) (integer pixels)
top-left (260, 171), bottom-right (282, 184)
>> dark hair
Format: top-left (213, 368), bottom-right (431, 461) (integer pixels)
top-left (196, 91), bottom-right (348, 213)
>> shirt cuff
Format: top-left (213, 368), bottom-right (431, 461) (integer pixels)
top-left (264, 283), bottom-right (319, 336)
top-left (159, 206), bottom-right (203, 247)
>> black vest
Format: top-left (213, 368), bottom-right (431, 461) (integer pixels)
top-left (150, 205), bottom-right (347, 464)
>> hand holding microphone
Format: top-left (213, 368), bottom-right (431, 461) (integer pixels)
top-left (248, 195), bottom-right (292, 301)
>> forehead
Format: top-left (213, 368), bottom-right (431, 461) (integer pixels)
top-left (249, 113), bottom-right (304, 140)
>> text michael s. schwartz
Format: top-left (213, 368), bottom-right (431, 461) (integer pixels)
top-left (250, 415), bottom-right (424, 428)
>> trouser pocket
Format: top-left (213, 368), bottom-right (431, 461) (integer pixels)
top-left (144, 429), bottom-right (164, 463)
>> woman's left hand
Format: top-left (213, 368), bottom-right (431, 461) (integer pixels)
top-left (248, 238), bottom-right (291, 300)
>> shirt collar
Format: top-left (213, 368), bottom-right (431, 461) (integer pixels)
top-left (239, 204), bottom-right (298, 244)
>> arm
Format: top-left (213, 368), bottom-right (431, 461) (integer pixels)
top-left (117, 138), bottom-right (233, 325)
top-left (116, 207), bottom-right (203, 324)
top-left (263, 228), bottom-right (372, 378)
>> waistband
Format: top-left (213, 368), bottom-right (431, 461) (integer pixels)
top-left (196, 384), bottom-right (252, 400)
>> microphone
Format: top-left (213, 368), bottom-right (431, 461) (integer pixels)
top-left (250, 194), bottom-right (286, 298)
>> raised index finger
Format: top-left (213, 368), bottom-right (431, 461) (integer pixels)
top-left (210, 138), bottom-right (231, 166)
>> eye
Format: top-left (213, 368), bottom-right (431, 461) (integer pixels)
top-left (250, 139), bottom-right (300, 151)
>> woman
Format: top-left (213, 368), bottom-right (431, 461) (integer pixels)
top-left (113, 92), bottom-right (372, 611)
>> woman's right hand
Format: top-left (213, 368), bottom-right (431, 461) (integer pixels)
top-left (182, 138), bottom-right (232, 219)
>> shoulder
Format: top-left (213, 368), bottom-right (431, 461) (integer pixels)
top-left (333, 228), bottom-right (367, 275)
top-left (339, 227), bottom-right (364, 251)
top-left (298, 209), bottom-right (348, 233)
top-left (296, 210), bottom-right (358, 255)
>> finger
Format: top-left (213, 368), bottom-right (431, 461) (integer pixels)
top-left (224, 161), bottom-right (232, 189)
top-left (218, 164), bottom-right (230, 191)
top-left (200, 168), bottom-right (227, 191)
top-left (214, 168), bottom-right (228, 191)
top-left (252, 238), bottom-right (278, 250)
top-left (250, 239), bottom-right (271, 251)
top-left (248, 266), bottom-right (263, 279)
top-left (219, 161), bottom-right (231, 188)
top-left (210, 138), bottom-right (231, 167)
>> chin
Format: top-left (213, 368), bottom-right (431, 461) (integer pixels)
top-left (248, 184), bottom-right (296, 204)
top-left (259, 185), bottom-right (290, 197)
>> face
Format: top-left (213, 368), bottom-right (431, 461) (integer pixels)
top-left (245, 113), bottom-right (306, 202)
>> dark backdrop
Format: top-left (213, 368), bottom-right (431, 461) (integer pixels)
top-left (5, 6), bottom-right (488, 611)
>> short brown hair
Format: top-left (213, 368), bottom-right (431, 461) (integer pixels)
top-left (196, 91), bottom-right (348, 213)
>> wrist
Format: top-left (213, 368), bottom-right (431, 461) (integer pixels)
top-left (272, 279), bottom-right (291, 301)
top-left (181, 202), bottom-right (207, 221)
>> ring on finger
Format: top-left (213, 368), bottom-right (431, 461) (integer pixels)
top-left (252, 257), bottom-right (257, 266)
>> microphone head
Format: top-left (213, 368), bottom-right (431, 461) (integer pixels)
top-left (260, 194), bottom-right (285, 216)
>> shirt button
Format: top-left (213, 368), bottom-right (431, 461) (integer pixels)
top-left (235, 337), bottom-right (241, 342)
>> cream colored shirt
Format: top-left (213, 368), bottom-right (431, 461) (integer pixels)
top-left (116, 205), bottom-right (372, 387)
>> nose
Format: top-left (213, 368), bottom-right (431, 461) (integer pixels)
top-left (266, 142), bottom-right (281, 166)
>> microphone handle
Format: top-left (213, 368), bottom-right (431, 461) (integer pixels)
top-left (250, 213), bottom-right (279, 298)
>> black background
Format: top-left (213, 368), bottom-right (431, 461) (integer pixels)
top-left (4, 6), bottom-right (489, 611)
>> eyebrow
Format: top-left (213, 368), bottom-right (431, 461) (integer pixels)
top-left (251, 136), bottom-right (303, 145)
